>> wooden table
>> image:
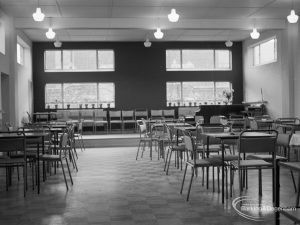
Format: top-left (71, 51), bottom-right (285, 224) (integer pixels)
top-left (276, 123), bottom-right (300, 133)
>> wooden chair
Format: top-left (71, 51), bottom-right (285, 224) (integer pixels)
top-left (109, 110), bottom-right (122, 132)
top-left (94, 109), bottom-right (108, 133)
top-left (122, 110), bottom-right (136, 131)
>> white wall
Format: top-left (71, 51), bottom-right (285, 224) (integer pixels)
top-left (243, 24), bottom-right (299, 118)
top-left (0, 8), bottom-right (32, 128)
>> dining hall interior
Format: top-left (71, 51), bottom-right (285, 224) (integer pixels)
top-left (1, 0), bottom-right (300, 224)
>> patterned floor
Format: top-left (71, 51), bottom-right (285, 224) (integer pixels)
top-left (0, 147), bottom-right (295, 225)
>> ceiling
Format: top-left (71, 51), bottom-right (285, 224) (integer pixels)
top-left (0, 0), bottom-right (297, 42)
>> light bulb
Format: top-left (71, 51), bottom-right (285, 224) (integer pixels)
top-left (54, 40), bottom-right (62, 48)
top-left (168, 9), bottom-right (179, 22)
top-left (250, 28), bottom-right (260, 39)
top-left (144, 39), bottom-right (151, 47)
top-left (46, 28), bottom-right (56, 39)
top-left (225, 40), bottom-right (233, 47)
top-left (154, 28), bottom-right (164, 39)
top-left (32, 7), bottom-right (45, 22)
top-left (287, 10), bottom-right (299, 23)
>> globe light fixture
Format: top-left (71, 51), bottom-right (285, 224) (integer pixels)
top-left (287, 10), bottom-right (299, 23)
top-left (250, 28), bottom-right (260, 39)
top-left (154, 28), bottom-right (164, 39)
top-left (32, 7), bottom-right (45, 22)
top-left (168, 9), bottom-right (179, 22)
top-left (144, 38), bottom-right (151, 47)
top-left (225, 40), bottom-right (233, 47)
top-left (54, 40), bottom-right (62, 48)
top-left (46, 28), bottom-right (56, 39)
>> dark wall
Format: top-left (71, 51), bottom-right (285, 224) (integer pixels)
top-left (32, 41), bottom-right (243, 112)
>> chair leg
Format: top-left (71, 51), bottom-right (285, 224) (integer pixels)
top-left (166, 150), bottom-right (173, 175)
top-left (164, 148), bottom-right (170, 171)
top-left (70, 149), bottom-right (78, 172)
top-left (290, 170), bottom-right (297, 193)
top-left (180, 164), bottom-right (188, 194)
top-left (213, 167), bottom-right (215, 192)
top-left (65, 158), bottom-right (73, 185)
top-left (60, 160), bottom-right (68, 190)
top-left (136, 141), bottom-right (142, 160)
top-left (258, 168), bottom-right (262, 196)
top-left (186, 167), bottom-right (195, 201)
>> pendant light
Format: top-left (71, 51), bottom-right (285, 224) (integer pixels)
top-left (32, 0), bottom-right (45, 22)
top-left (154, 28), bottom-right (164, 39)
top-left (168, 9), bottom-right (179, 22)
top-left (287, 0), bottom-right (299, 23)
top-left (225, 40), bottom-right (233, 47)
top-left (46, 28), bottom-right (56, 39)
top-left (250, 28), bottom-right (260, 39)
top-left (54, 39), bottom-right (62, 48)
top-left (287, 10), bottom-right (299, 23)
top-left (144, 38), bottom-right (152, 47)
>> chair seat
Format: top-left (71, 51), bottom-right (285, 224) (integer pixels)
top-left (0, 158), bottom-right (25, 165)
top-left (40, 154), bottom-right (61, 161)
top-left (172, 145), bottom-right (186, 151)
top-left (94, 120), bottom-right (108, 124)
top-left (110, 120), bottom-right (122, 123)
top-left (211, 155), bottom-right (240, 161)
top-left (247, 154), bottom-right (287, 161)
top-left (186, 159), bottom-right (212, 167)
top-left (231, 159), bottom-right (273, 168)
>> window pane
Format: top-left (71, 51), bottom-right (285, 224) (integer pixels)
top-left (254, 46), bottom-right (260, 66)
top-left (45, 84), bottom-right (62, 109)
top-left (63, 83), bottom-right (97, 108)
top-left (63, 50), bottom-right (97, 71)
top-left (215, 82), bottom-right (231, 103)
top-left (215, 50), bottom-right (230, 69)
top-left (182, 50), bottom-right (214, 70)
top-left (260, 39), bottom-right (276, 64)
top-left (166, 82), bottom-right (181, 105)
top-left (166, 50), bottom-right (181, 70)
top-left (98, 83), bottom-right (115, 108)
top-left (17, 43), bottom-right (23, 65)
top-left (45, 50), bottom-right (62, 70)
top-left (182, 82), bottom-right (214, 104)
top-left (98, 50), bottom-right (114, 70)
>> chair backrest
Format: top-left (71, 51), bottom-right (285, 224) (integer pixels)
top-left (80, 110), bottom-right (94, 120)
top-left (122, 110), bottom-right (134, 120)
top-left (56, 110), bottom-right (68, 122)
top-left (183, 133), bottom-right (196, 163)
top-left (163, 109), bottom-right (175, 118)
top-left (239, 130), bottom-right (277, 154)
top-left (135, 109), bottom-right (148, 120)
top-left (95, 109), bottom-right (107, 121)
top-left (151, 110), bottom-right (163, 120)
top-left (210, 115), bottom-right (223, 124)
top-left (68, 110), bottom-right (80, 120)
top-left (276, 133), bottom-right (291, 147)
top-left (0, 132), bottom-right (26, 153)
top-left (109, 110), bottom-right (121, 120)
top-left (197, 125), bottom-right (222, 145)
top-left (178, 107), bottom-right (198, 118)
top-left (249, 119), bottom-right (258, 130)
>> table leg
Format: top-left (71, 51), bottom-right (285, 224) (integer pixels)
top-left (221, 140), bottom-right (225, 204)
top-left (37, 143), bottom-right (40, 194)
top-left (275, 160), bottom-right (280, 225)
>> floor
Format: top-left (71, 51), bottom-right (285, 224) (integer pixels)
top-left (0, 146), bottom-right (296, 225)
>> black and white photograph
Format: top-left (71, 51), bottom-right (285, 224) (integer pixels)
top-left (0, 0), bottom-right (299, 224)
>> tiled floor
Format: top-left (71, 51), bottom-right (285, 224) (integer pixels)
top-left (0, 147), bottom-right (296, 225)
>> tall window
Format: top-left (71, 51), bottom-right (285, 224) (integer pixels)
top-left (166, 81), bottom-right (232, 106)
top-left (253, 37), bottom-right (277, 66)
top-left (45, 82), bottom-right (115, 109)
top-left (166, 49), bottom-right (232, 71)
top-left (44, 50), bottom-right (115, 72)
top-left (17, 43), bottom-right (24, 65)
top-left (0, 21), bottom-right (5, 55)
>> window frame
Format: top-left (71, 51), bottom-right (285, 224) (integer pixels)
top-left (17, 43), bottom-right (25, 65)
top-left (166, 49), bottom-right (232, 71)
top-left (44, 82), bottom-right (116, 109)
top-left (44, 49), bottom-right (115, 72)
top-left (166, 81), bottom-right (233, 106)
top-left (252, 36), bottom-right (277, 67)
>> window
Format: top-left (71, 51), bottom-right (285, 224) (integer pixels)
top-left (45, 82), bottom-right (115, 109)
top-left (0, 21), bottom-right (5, 55)
top-left (166, 81), bottom-right (232, 106)
top-left (253, 38), bottom-right (277, 66)
top-left (166, 49), bottom-right (231, 71)
top-left (44, 50), bottom-right (115, 72)
top-left (17, 43), bottom-right (24, 65)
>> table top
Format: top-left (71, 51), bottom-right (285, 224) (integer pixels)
top-left (203, 131), bottom-right (275, 139)
top-left (0, 132), bottom-right (49, 139)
